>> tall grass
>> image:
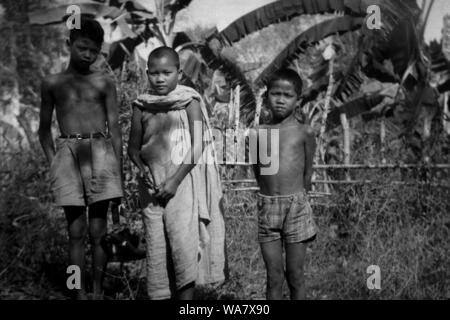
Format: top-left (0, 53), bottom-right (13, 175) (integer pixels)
top-left (2, 147), bottom-right (448, 299)
top-left (210, 175), bottom-right (449, 300)
top-left (1, 61), bottom-right (449, 300)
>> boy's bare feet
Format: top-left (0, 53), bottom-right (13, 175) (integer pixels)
top-left (176, 282), bottom-right (195, 300)
top-left (74, 289), bottom-right (89, 300)
top-left (89, 292), bottom-right (105, 300)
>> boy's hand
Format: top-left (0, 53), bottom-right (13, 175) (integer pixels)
top-left (305, 181), bottom-right (312, 192)
top-left (155, 176), bottom-right (181, 204)
top-left (139, 168), bottom-right (155, 191)
top-left (111, 197), bottom-right (122, 207)
top-left (47, 153), bottom-right (55, 166)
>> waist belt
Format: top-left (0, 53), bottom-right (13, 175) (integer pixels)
top-left (59, 132), bottom-right (110, 139)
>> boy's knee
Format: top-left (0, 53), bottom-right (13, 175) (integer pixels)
top-left (89, 223), bottom-right (106, 243)
top-left (287, 269), bottom-right (305, 288)
top-left (69, 225), bottom-right (88, 243)
top-left (266, 267), bottom-right (284, 286)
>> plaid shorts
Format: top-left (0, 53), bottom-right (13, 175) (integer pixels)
top-left (257, 191), bottom-right (317, 244)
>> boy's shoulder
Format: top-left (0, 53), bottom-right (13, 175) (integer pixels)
top-left (41, 72), bottom-right (64, 89)
top-left (42, 71), bottom-right (113, 87)
top-left (281, 121), bottom-right (315, 143)
top-left (296, 122), bottom-right (315, 137)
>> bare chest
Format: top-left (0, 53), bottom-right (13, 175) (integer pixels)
top-left (141, 111), bottom-right (183, 137)
top-left (52, 79), bottom-right (104, 108)
top-left (259, 126), bottom-right (304, 154)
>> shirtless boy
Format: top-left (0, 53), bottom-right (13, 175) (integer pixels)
top-left (38, 18), bottom-right (123, 299)
top-left (251, 69), bottom-right (317, 300)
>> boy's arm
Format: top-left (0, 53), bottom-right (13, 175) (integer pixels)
top-left (127, 106), bottom-right (147, 173)
top-left (156, 99), bottom-right (203, 202)
top-left (104, 77), bottom-right (122, 164)
top-left (304, 126), bottom-right (316, 192)
top-left (38, 79), bottom-right (55, 165)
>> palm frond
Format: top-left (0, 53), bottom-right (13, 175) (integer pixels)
top-left (326, 94), bottom-right (385, 130)
top-left (212, 0), bottom-right (419, 46)
top-left (215, 0), bottom-right (348, 45)
top-left (108, 37), bottom-right (143, 70)
top-left (200, 45), bottom-right (256, 126)
top-left (255, 16), bottom-right (363, 86)
top-left (332, 1), bottom-right (422, 105)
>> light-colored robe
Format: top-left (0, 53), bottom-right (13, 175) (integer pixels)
top-left (134, 85), bottom-right (226, 299)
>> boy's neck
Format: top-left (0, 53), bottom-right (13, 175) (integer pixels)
top-left (149, 86), bottom-right (178, 96)
top-left (271, 113), bottom-right (296, 126)
top-left (67, 61), bottom-right (92, 76)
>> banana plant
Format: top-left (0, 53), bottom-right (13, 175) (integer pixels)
top-left (203, 0), bottom-right (433, 132)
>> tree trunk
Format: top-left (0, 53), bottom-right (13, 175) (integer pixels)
top-left (228, 88), bottom-right (234, 127)
top-left (253, 89), bottom-right (264, 127)
top-left (316, 57), bottom-right (335, 193)
top-left (317, 59), bottom-right (335, 160)
top-left (444, 93), bottom-right (450, 135)
top-left (234, 85), bottom-right (240, 129)
top-left (234, 85), bottom-right (240, 163)
top-left (443, 14), bottom-right (450, 60)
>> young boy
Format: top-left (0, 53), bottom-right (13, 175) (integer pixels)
top-left (251, 69), bottom-right (317, 300)
top-left (38, 18), bottom-right (123, 300)
top-left (128, 47), bottom-right (225, 300)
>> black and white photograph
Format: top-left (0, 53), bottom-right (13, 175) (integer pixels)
top-left (0, 0), bottom-right (449, 306)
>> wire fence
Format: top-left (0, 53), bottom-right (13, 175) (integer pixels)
top-left (221, 163), bottom-right (450, 194)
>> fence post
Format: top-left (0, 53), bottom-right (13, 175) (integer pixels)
top-left (380, 118), bottom-right (386, 164)
top-left (340, 112), bottom-right (351, 181)
top-left (234, 85), bottom-right (240, 163)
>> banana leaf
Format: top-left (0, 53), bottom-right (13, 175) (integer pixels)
top-left (255, 16), bottom-right (363, 86)
top-left (108, 37), bottom-right (143, 69)
top-left (214, 0), bottom-right (418, 45)
top-left (326, 94), bottom-right (384, 130)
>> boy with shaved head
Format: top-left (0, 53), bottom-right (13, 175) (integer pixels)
top-left (128, 46), bottom-right (226, 300)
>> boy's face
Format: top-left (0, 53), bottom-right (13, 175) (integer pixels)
top-left (267, 79), bottom-right (299, 121)
top-left (69, 37), bottom-right (101, 70)
top-left (147, 56), bottom-right (180, 95)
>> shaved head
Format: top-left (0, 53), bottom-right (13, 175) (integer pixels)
top-left (147, 46), bottom-right (180, 69)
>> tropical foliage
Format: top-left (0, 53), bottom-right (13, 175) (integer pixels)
top-left (1, 0), bottom-right (449, 300)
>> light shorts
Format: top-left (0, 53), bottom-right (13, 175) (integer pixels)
top-left (49, 136), bottom-right (123, 207)
top-left (257, 190), bottom-right (317, 244)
